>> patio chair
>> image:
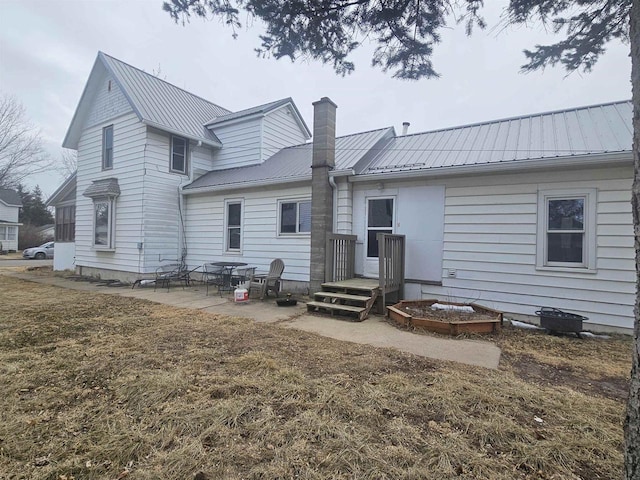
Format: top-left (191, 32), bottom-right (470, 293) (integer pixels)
top-left (248, 259), bottom-right (285, 300)
top-left (233, 266), bottom-right (256, 287)
top-left (154, 263), bottom-right (190, 292)
top-left (202, 263), bottom-right (226, 296)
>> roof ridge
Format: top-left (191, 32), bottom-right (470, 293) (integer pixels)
top-left (399, 99), bottom-right (632, 139)
top-left (98, 51), bottom-right (231, 114)
top-left (276, 126), bottom-right (395, 151)
top-left (205, 97), bottom-right (293, 124)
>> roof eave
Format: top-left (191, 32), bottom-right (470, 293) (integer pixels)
top-left (351, 151), bottom-right (633, 182)
top-left (182, 174), bottom-right (311, 195)
top-left (142, 120), bottom-right (222, 148)
top-left (46, 172), bottom-right (77, 207)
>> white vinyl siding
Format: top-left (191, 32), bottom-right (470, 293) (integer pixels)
top-left (86, 75), bottom-right (132, 128)
top-left (0, 202), bottom-right (19, 223)
top-left (75, 112), bottom-right (148, 272)
top-left (418, 166), bottom-right (634, 331)
top-left (262, 106), bottom-right (309, 160)
top-left (184, 184), bottom-right (312, 282)
top-left (210, 118), bottom-right (262, 169)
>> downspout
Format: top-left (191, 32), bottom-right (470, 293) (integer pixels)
top-left (329, 175), bottom-right (337, 232)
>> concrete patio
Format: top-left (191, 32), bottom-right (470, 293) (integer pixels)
top-left (3, 269), bottom-right (502, 369)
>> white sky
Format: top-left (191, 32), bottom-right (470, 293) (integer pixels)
top-left (0, 0), bottom-right (632, 197)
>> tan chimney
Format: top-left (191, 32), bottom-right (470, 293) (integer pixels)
top-left (310, 97), bottom-right (337, 293)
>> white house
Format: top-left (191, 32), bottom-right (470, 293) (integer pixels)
top-left (54, 52), bottom-right (634, 333)
top-left (0, 188), bottom-right (22, 252)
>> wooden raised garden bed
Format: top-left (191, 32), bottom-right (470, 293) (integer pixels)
top-left (387, 299), bottom-right (503, 335)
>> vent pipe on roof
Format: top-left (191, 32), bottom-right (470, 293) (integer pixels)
top-left (402, 122), bottom-right (410, 135)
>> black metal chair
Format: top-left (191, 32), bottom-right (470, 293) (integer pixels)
top-left (202, 263), bottom-right (226, 296)
top-left (154, 263), bottom-right (190, 292)
top-left (232, 266), bottom-right (256, 287)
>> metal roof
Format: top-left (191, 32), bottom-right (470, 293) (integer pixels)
top-left (0, 188), bottom-right (22, 206)
top-left (184, 127), bottom-right (394, 192)
top-left (363, 100), bottom-right (632, 174)
top-left (100, 52), bottom-right (231, 145)
top-left (206, 98), bottom-right (290, 125)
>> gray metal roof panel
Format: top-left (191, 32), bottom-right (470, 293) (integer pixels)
top-left (185, 127), bottom-right (394, 191)
top-left (0, 188), bottom-right (22, 206)
top-left (100, 52), bottom-right (230, 144)
top-left (364, 100), bottom-right (632, 174)
top-left (205, 98), bottom-right (292, 125)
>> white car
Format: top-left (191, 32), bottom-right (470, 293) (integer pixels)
top-left (23, 241), bottom-right (54, 260)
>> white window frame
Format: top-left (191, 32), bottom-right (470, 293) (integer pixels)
top-left (102, 125), bottom-right (113, 170)
top-left (366, 196), bottom-right (395, 259)
top-left (170, 135), bottom-right (188, 174)
top-left (536, 189), bottom-right (597, 272)
top-left (224, 199), bottom-right (243, 253)
top-left (278, 198), bottom-right (311, 235)
top-left (92, 197), bottom-right (116, 250)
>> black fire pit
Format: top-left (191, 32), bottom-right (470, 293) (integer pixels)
top-left (535, 307), bottom-right (587, 338)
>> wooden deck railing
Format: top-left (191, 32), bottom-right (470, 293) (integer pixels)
top-left (326, 233), bottom-right (357, 282)
top-left (378, 233), bottom-right (406, 308)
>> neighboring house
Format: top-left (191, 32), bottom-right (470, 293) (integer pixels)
top-left (46, 172), bottom-right (76, 270)
top-left (55, 51), bottom-right (634, 333)
top-left (0, 188), bottom-right (22, 252)
top-left (35, 224), bottom-right (55, 241)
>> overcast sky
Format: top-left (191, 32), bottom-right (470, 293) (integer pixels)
top-left (0, 0), bottom-right (632, 197)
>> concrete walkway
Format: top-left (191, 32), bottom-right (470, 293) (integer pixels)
top-left (3, 270), bottom-right (501, 369)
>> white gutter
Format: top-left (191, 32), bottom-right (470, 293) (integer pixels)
top-left (142, 120), bottom-right (223, 148)
top-left (350, 152), bottom-right (632, 182)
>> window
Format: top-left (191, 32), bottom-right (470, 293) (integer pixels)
top-left (0, 226), bottom-right (16, 241)
top-left (279, 200), bottom-right (311, 234)
top-left (225, 200), bottom-right (242, 251)
top-left (55, 205), bottom-right (75, 242)
top-left (171, 136), bottom-right (188, 174)
top-left (537, 189), bottom-right (596, 270)
top-left (367, 198), bottom-right (394, 258)
top-left (93, 198), bottom-right (115, 249)
top-left (102, 125), bottom-right (113, 170)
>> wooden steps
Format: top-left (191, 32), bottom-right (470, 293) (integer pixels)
top-left (306, 279), bottom-right (380, 321)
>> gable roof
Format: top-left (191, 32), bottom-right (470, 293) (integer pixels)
top-left (362, 100), bottom-right (633, 176)
top-left (184, 127), bottom-right (395, 193)
top-left (206, 97), bottom-right (312, 137)
top-left (46, 172), bottom-right (77, 207)
top-left (0, 188), bottom-right (22, 207)
top-left (63, 52), bottom-right (231, 149)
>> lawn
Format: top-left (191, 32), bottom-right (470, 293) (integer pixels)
top-left (0, 274), bottom-right (632, 479)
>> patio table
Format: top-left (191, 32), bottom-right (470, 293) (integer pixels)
top-left (209, 261), bottom-right (248, 294)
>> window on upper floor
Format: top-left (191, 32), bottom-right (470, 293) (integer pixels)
top-left (102, 125), bottom-right (113, 170)
top-left (225, 200), bottom-right (242, 252)
top-left (55, 205), bottom-right (76, 242)
top-left (536, 189), bottom-right (597, 271)
top-left (171, 135), bottom-right (188, 174)
top-left (279, 199), bottom-right (311, 234)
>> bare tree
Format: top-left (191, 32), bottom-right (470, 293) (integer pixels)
top-left (56, 148), bottom-right (77, 178)
top-left (0, 93), bottom-right (50, 189)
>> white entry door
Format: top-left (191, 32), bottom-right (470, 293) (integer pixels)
top-left (363, 197), bottom-right (395, 277)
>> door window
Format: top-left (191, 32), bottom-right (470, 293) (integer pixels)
top-left (367, 198), bottom-right (394, 257)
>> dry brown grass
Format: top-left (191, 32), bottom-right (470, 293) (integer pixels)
top-left (0, 274), bottom-right (631, 480)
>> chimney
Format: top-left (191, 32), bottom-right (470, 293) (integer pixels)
top-left (310, 97), bottom-right (337, 294)
top-left (402, 122), bottom-right (410, 135)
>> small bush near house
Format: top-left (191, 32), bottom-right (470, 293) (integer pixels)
top-left (18, 223), bottom-right (47, 250)
top-left (0, 275), bottom-right (631, 480)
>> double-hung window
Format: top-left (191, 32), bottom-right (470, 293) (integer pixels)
top-left (279, 200), bottom-right (311, 234)
top-left (102, 125), bottom-right (113, 170)
top-left (225, 200), bottom-right (242, 252)
top-left (537, 189), bottom-right (596, 270)
top-left (171, 136), bottom-right (188, 174)
top-left (0, 226), bottom-right (16, 241)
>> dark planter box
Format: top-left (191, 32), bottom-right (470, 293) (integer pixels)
top-left (535, 307), bottom-right (587, 335)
